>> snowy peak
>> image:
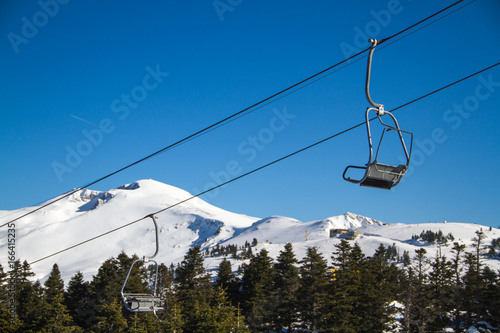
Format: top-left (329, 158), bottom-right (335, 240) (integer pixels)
top-left (67, 189), bottom-right (115, 211)
top-left (343, 211), bottom-right (384, 227)
top-left (312, 212), bottom-right (384, 230)
top-left (117, 181), bottom-right (141, 190)
top-left (67, 189), bottom-right (105, 203)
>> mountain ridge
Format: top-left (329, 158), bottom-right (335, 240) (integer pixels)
top-left (1, 179), bottom-right (499, 283)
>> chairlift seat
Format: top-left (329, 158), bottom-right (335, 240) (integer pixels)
top-left (361, 163), bottom-right (407, 189)
top-left (343, 162), bottom-right (407, 190)
top-left (123, 293), bottom-right (164, 312)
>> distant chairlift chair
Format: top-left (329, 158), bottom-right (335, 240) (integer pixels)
top-left (343, 39), bottom-right (413, 189)
top-left (121, 215), bottom-right (164, 321)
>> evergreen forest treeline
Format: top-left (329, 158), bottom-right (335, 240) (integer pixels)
top-left (1, 230), bottom-right (499, 332)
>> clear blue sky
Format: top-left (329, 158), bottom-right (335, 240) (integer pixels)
top-left (1, 0), bottom-right (499, 228)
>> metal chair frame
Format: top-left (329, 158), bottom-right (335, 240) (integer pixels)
top-left (343, 39), bottom-right (413, 189)
top-left (121, 215), bottom-right (165, 321)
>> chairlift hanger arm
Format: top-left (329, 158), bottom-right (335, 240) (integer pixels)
top-left (147, 214), bottom-right (159, 260)
top-left (365, 39), bottom-right (383, 111)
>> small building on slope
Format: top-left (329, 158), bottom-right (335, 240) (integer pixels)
top-left (330, 228), bottom-right (362, 240)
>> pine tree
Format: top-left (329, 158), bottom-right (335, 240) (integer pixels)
top-left (463, 252), bottom-right (479, 328)
top-left (271, 242), bottom-right (300, 332)
top-left (243, 246), bottom-right (253, 260)
top-left (402, 250), bottom-right (411, 267)
top-left (155, 262), bottom-right (173, 297)
top-left (10, 260), bottom-right (35, 288)
top-left (0, 264), bottom-right (20, 332)
top-left (330, 239), bottom-right (359, 332)
top-left (3, 261), bottom-right (20, 330)
top-left (45, 264), bottom-right (65, 301)
top-left (154, 263), bottom-right (181, 328)
top-left (126, 311), bottom-right (160, 333)
top-left (175, 247), bottom-right (209, 291)
top-left (234, 301), bottom-right (250, 333)
top-left (414, 248), bottom-right (427, 286)
top-left (159, 291), bottom-right (185, 333)
top-left (366, 248), bottom-right (400, 332)
top-left (478, 266), bottom-right (500, 327)
top-left (93, 297), bottom-right (128, 332)
top-left (21, 260), bottom-right (35, 281)
top-left (175, 246), bottom-right (217, 332)
top-left (427, 252), bottom-right (453, 331)
top-left (43, 263), bottom-right (74, 331)
top-left (216, 258), bottom-right (235, 290)
top-left (209, 286), bottom-right (248, 332)
top-left (401, 267), bottom-right (413, 333)
top-left (462, 230), bottom-right (487, 328)
top-left (298, 247), bottom-right (330, 332)
top-left (16, 280), bottom-right (49, 332)
top-left (65, 271), bottom-right (91, 329)
top-left (407, 248), bottom-right (433, 332)
top-left (88, 256), bottom-right (130, 331)
top-left (450, 242), bottom-right (466, 332)
top-left (330, 241), bottom-right (395, 332)
top-left (332, 238), bottom-right (352, 272)
top-left (241, 248), bottom-right (274, 332)
top-left (91, 257), bottom-right (122, 302)
top-left (373, 243), bottom-right (388, 266)
top-left (472, 230), bottom-right (486, 299)
top-left (11, 261), bottom-right (50, 332)
top-left (215, 258), bottom-right (239, 305)
top-left (386, 243), bottom-right (398, 261)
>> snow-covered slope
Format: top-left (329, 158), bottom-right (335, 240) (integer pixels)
top-left (1, 179), bottom-right (499, 283)
top-left (0, 179), bottom-right (259, 282)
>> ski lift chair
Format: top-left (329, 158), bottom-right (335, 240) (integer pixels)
top-left (121, 215), bottom-right (165, 320)
top-left (343, 39), bottom-right (413, 189)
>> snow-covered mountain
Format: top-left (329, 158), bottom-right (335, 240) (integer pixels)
top-left (1, 179), bottom-right (499, 283)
